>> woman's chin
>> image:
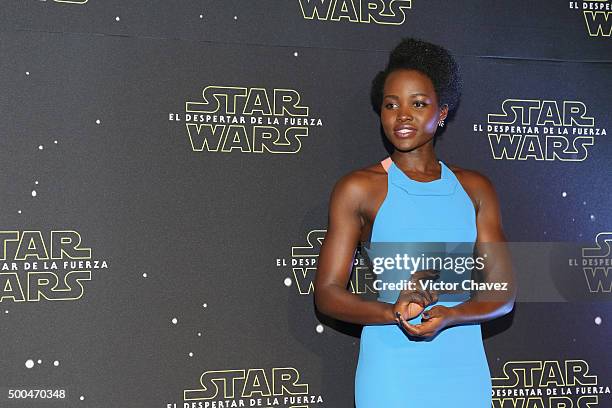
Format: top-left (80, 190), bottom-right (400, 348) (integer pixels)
top-left (386, 135), bottom-right (434, 152)
top-left (389, 139), bottom-right (417, 152)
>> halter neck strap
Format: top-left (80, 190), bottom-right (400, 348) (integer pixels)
top-left (381, 157), bottom-right (393, 173)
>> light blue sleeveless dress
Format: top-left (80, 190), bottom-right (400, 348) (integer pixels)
top-left (354, 157), bottom-right (492, 407)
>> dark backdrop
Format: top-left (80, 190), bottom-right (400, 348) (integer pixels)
top-left (1, 1), bottom-right (610, 407)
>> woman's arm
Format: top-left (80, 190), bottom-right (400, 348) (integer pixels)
top-left (314, 173), bottom-right (396, 325)
top-left (447, 172), bottom-right (516, 325)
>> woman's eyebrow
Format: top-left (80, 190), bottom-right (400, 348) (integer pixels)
top-left (384, 93), bottom-right (430, 98)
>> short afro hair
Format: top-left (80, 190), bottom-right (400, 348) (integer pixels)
top-left (371, 38), bottom-right (462, 116)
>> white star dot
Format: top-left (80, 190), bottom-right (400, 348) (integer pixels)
top-left (37, 359), bottom-right (42, 364)
top-left (561, 192), bottom-right (567, 197)
top-left (17, 210), bottom-right (21, 214)
top-left (26, 71), bottom-right (30, 76)
top-left (38, 145), bottom-right (44, 150)
top-left (571, 218), bottom-right (575, 222)
top-left (96, 119), bottom-right (101, 124)
top-left (80, 396), bottom-right (85, 401)
top-left (115, 16), bottom-right (120, 22)
top-left (53, 360), bottom-right (59, 367)
top-left (188, 352), bottom-right (194, 357)
top-left (283, 277), bottom-right (292, 287)
top-left (34, 180), bottom-right (39, 185)
top-left (54, 140), bottom-right (58, 144)
top-left (590, 214), bottom-right (595, 221)
top-left (171, 317), bottom-right (178, 325)
top-left (594, 316), bottom-right (602, 325)
top-left (202, 303), bottom-right (207, 308)
top-left (199, 14), bottom-right (204, 19)
top-left (4, 310), bottom-right (8, 314)
top-left (31, 190), bottom-right (37, 197)
top-left (25, 360), bottom-right (34, 369)
top-left (197, 332), bottom-right (202, 337)
top-left (315, 324), bottom-right (324, 333)
top-left (233, 15), bottom-right (238, 20)
top-left (293, 51), bottom-right (299, 57)
top-left (582, 201), bottom-right (587, 205)
top-left (142, 273), bottom-right (147, 278)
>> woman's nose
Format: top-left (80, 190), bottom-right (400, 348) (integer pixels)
top-left (397, 108), bottom-right (413, 121)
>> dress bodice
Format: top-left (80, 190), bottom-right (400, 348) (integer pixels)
top-left (367, 157), bottom-right (477, 304)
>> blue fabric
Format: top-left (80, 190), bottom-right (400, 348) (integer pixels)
top-left (354, 159), bottom-right (492, 407)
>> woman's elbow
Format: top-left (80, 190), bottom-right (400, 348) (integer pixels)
top-left (314, 285), bottom-right (334, 316)
top-left (313, 286), bottom-right (326, 313)
top-left (499, 299), bottom-right (515, 316)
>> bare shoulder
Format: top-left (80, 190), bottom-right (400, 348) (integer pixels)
top-left (332, 162), bottom-right (386, 194)
top-left (447, 164), bottom-right (500, 210)
top-left (448, 164), bottom-right (495, 189)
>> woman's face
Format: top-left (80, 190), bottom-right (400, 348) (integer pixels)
top-left (380, 69), bottom-right (448, 152)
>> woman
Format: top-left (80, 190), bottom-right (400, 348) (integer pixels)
top-left (314, 38), bottom-right (515, 407)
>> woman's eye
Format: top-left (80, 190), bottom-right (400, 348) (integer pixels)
top-left (384, 103), bottom-right (397, 109)
top-left (414, 101), bottom-right (428, 108)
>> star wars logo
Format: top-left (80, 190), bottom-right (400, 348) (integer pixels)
top-left (473, 99), bottom-right (606, 161)
top-left (170, 86), bottom-right (322, 154)
top-left (568, 1), bottom-right (612, 37)
top-left (276, 229), bottom-right (375, 295)
top-left (0, 230), bottom-right (107, 302)
top-left (298, 0), bottom-right (412, 25)
top-left (492, 360), bottom-right (610, 407)
top-left (181, 367), bottom-right (323, 408)
top-left (574, 232), bottom-right (612, 293)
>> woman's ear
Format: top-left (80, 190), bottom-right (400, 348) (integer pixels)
top-left (439, 104), bottom-right (449, 122)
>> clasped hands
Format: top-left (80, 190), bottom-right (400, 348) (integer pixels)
top-left (392, 269), bottom-right (456, 339)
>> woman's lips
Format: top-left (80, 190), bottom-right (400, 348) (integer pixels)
top-left (393, 127), bottom-right (417, 138)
